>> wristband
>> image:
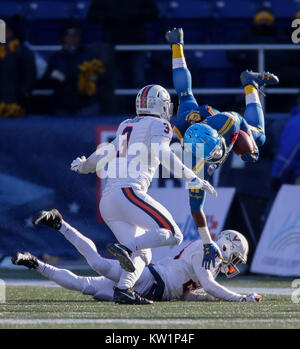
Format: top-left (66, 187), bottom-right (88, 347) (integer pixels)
top-left (198, 227), bottom-right (213, 245)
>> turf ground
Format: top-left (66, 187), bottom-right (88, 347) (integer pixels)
top-left (0, 269), bottom-right (299, 329)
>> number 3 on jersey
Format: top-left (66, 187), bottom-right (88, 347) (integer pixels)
top-left (117, 126), bottom-right (133, 158)
top-left (163, 122), bottom-right (170, 134)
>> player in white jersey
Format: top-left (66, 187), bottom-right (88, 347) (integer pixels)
top-left (12, 210), bottom-right (262, 303)
top-left (67, 84), bottom-right (219, 304)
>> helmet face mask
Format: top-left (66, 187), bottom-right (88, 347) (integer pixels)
top-left (221, 253), bottom-right (244, 278)
top-left (216, 230), bottom-right (249, 279)
top-left (162, 101), bottom-right (174, 121)
top-left (136, 85), bottom-right (173, 121)
top-left (206, 137), bottom-right (227, 164)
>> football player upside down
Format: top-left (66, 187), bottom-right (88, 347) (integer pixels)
top-left (165, 27), bottom-right (279, 259)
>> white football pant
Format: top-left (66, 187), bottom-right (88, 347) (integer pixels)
top-left (37, 219), bottom-right (154, 300)
top-left (100, 187), bottom-right (183, 289)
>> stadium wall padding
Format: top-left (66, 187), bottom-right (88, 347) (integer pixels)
top-left (0, 116), bottom-right (126, 260)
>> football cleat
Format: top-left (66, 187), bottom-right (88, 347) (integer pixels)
top-left (240, 70), bottom-right (279, 89)
top-left (32, 209), bottom-right (62, 230)
top-left (106, 243), bottom-right (135, 273)
top-left (165, 27), bottom-right (184, 46)
top-left (11, 252), bottom-right (38, 269)
top-left (113, 287), bottom-right (153, 305)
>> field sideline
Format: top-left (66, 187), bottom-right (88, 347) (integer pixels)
top-left (0, 270), bottom-right (299, 329)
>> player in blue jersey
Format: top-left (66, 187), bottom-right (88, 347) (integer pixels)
top-left (165, 28), bottom-right (279, 268)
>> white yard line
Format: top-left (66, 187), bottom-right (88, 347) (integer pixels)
top-left (0, 318), bottom-right (299, 326)
top-left (4, 279), bottom-right (59, 287)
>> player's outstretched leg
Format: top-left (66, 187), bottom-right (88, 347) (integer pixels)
top-left (12, 251), bottom-right (115, 298)
top-left (33, 209), bottom-right (121, 281)
top-left (106, 243), bottom-right (135, 273)
top-left (240, 70), bottom-right (279, 146)
top-left (11, 252), bottom-right (38, 269)
top-left (165, 27), bottom-right (198, 116)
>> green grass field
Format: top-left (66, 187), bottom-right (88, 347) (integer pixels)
top-left (0, 270), bottom-right (299, 329)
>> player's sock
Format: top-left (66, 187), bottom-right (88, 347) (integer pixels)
top-left (198, 226), bottom-right (213, 244)
top-left (244, 84), bottom-right (260, 106)
top-left (117, 254), bottom-right (146, 290)
top-left (37, 261), bottom-right (86, 292)
top-left (59, 220), bottom-right (118, 281)
top-left (172, 44), bottom-right (187, 69)
top-left (124, 228), bottom-right (179, 252)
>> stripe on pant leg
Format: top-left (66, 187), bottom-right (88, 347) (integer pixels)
top-left (122, 187), bottom-right (176, 235)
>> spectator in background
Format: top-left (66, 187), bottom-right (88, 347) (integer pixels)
top-left (0, 19), bottom-right (36, 117)
top-left (88, 0), bottom-right (158, 88)
top-left (227, 6), bottom-right (287, 72)
top-left (43, 24), bottom-right (112, 115)
top-left (271, 96), bottom-right (300, 192)
top-left (226, 6), bottom-right (290, 112)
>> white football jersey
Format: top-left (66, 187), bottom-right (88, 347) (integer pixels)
top-left (103, 116), bottom-right (173, 194)
top-left (155, 240), bottom-right (222, 300)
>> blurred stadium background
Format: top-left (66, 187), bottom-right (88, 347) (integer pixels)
top-left (0, 0), bottom-right (300, 278)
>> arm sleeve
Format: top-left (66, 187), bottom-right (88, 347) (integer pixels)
top-left (191, 253), bottom-right (242, 302)
top-left (81, 138), bottom-right (117, 174)
top-left (151, 135), bottom-right (197, 182)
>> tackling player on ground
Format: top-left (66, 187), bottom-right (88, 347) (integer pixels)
top-left (12, 209), bottom-right (262, 303)
top-left (66, 85), bottom-right (217, 304)
top-left (165, 27), bottom-right (279, 264)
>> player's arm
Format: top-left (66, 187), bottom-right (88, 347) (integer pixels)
top-left (172, 125), bottom-right (184, 143)
top-left (239, 118), bottom-right (259, 162)
top-left (182, 291), bottom-right (218, 302)
top-left (191, 253), bottom-right (262, 302)
top-left (70, 138), bottom-right (117, 174)
top-left (152, 134), bottom-right (217, 196)
top-left (189, 191), bottom-right (222, 268)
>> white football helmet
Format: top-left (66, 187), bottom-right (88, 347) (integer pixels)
top-left (215, 230), bottom-right (249, 278)
top-left (136, 84), bottom-right (173, 121)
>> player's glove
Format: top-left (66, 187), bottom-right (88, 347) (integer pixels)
top-left (188, 177), bottom-right (217, 197)
top-left (241, 147), bottom-right (259, 162)
top-left (240, 293), bottom-right (263, 302)
top-left (165, 27), bottom-right (184, 46)
top-left (70, 156), bottom-right (87, 173)
top-left (202, 241), bottom-right (222, 269)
